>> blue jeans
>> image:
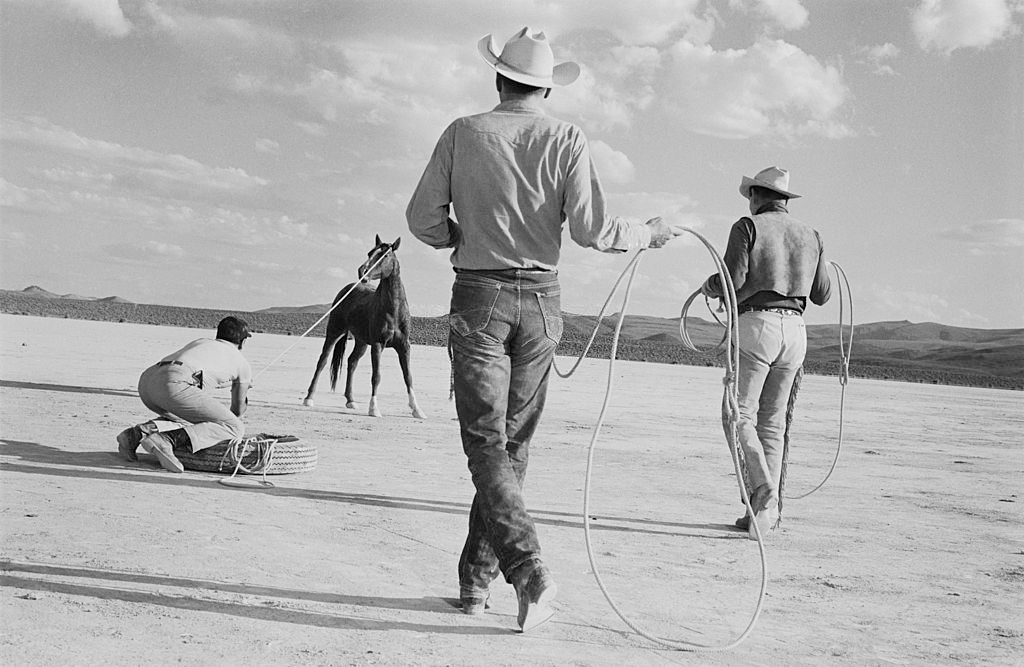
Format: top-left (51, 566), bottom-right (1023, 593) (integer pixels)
top-left (736, 310), bottom-right (807, 495)
top-left (448, 269), bottom-right (562, 593)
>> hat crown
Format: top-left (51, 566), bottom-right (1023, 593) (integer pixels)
top-left (754, 166), bottom-right (791, 192)
top-left (498, 27), bottom-right (554, 79)
top-left (478, 26), bottom-right (580, 87)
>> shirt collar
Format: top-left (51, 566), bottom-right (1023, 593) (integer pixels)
top-left (493, 99), bottom-right (546, 115)
top-left (755, 201), bottom-right (789, 215)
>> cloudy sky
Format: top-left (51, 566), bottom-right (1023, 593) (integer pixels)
top-left (2, 0), bottom-right (1022, 328)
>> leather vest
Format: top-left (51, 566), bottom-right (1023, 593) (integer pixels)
top-left (736, 210), bottom-right (822, 304)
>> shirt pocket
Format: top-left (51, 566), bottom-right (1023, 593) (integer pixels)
top-left (449, 281), bottom-right (501, 336)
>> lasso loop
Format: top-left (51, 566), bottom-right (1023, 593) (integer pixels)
top-left (561, 228), bottom-right (767, 652)
top-left (784, 261), bottom-right (853, 499)
top-left (217, 436), bottom-right (278, 489)
top-left (678, 260), bottom-right (854, 500)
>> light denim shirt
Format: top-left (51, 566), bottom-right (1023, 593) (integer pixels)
top-left (406, 99), bottom-right (651, 271)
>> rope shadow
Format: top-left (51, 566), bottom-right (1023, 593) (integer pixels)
top-left (0, 379), bottom-right (136, 398)
top-left (1, 441), bottom-right (740, 538)
top-left (0, 573), bottom-right (507, 636)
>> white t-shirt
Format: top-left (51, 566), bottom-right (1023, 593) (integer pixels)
top-left (161, 338), bottom-right (252, 389)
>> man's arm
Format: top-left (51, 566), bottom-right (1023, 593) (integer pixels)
top-left (406, 123), bottom-right (461, 249)
top-left (702, 218), bottom-right (752, 298)
top-left (563, 131), bottom-right (656, 252)
top-left (231, 381), bottom-right (249, 418)
top-left (809, 232), bottom-right (832, 306)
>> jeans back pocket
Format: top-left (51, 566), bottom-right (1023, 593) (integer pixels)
top-left (450, 281), bottom-right (501, 336)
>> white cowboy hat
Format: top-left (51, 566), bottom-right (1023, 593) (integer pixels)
top-left (739, 166), bottom-right (802, 199)
top-left (477, 27), bottom-right (580, 88)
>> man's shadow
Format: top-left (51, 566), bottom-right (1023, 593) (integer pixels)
top-left (1, 438), bottom-right (146, 469)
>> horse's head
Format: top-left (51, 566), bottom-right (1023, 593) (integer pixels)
top-left (358, 235), bottom-right (401, 281)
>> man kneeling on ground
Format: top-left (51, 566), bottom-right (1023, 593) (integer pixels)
top-left (116, 316), bottom-right (253, 473)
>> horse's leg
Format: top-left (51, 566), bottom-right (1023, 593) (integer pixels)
top-left (344, 341), bottom-right (368, 410)
top-left (396, 341), bottom-right (426, 419)
top-left (367, 343), bottom-right (383, 418)
top-left (303, 334), bottom-right (338, 406)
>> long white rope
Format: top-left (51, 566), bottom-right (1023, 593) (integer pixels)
top-left (786, 261), bottom-right (853, 499)
top-left (558, 230), bottom-right (768, 652)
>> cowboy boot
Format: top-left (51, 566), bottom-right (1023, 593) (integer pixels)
top-left (116, 420), bottom-right (157, 462)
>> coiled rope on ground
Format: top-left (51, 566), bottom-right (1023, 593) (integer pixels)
top-left (214, 249), bottom-right (394, 490)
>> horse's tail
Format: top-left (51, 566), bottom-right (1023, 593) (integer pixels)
top-left (329, 337), bottom-right (346, 391)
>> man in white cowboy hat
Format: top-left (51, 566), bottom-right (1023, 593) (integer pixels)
top-left (701, 167), bottom-right (832, 539)
top-left (407, 26), bottom-right (680, 632)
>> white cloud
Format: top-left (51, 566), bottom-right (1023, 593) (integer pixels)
top-left (36, 0), bottom-right (133, 37)
top-left (2, 117), bottom-right (267, 196)
top-left (255, 138), bottom-right (280, 155)
top-left (659, 39), bottom-right (851, 140)
top-left (858, 43), bottom-right (902, 76)
top-left (590, 141), bottom-right (636, 185)
top-left (939, 218), bottom-right (1024, 252)
top-left (911, 0), bottom-right (1022, 53)
top-left (730, 0), bottom-right (809, 31)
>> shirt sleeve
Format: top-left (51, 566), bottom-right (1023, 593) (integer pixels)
top-left (564, 130), bottom-right (651, 253)
top-left (702, 218), bottom-right (753, 297)
top-left (236, 352), bottom-right (252, 386)
top-left (809, 231), bottom-right (832, 306)
top-left (406, 122), bottom-right (461, 249)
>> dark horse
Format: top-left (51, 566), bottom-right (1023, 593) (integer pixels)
top-left (302, 235), bottom-right (426, 419)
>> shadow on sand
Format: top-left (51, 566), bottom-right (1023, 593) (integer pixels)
top-left (0, 379), bottom-right (136, 398)
top-left (1, 439), bottom-right (739, 539)
top-left (0, 560), bottom-right (506, 635)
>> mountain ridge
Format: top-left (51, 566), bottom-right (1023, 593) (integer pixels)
top-left (3, 285), bottom-right (1020, 389)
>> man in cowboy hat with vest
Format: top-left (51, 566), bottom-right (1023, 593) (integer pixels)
top-left (407, 26), bottom-right (680, 632)
top-left (701, 167), bottom-right (832, 539)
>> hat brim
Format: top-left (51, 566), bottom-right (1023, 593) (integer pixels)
top-left (739, 175), bottom-right (801, 199)
top-left (477, 34), bottom-right (580, 88)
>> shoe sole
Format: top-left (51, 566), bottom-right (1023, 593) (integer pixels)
top-left (517, 582), bottom-right (558, 633)
top-left (140, 438), bottom-right (184, 474)
top-left (116, 429), bottom-right (138, 462)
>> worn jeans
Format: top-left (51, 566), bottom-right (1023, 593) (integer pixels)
top-left (138, 364), bottom-right (244, 452)
top-left (736, 310), bottom-right (807, 496)
top-left (449, 269), bottom-right (562, 593)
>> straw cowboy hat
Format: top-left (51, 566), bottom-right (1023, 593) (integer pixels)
top-left (739, 166), bottom-right (802, 199)
top-left (477, 27), bottom-right (580, 88)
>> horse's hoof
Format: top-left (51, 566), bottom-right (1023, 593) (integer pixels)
top-left (302, 398), bottom-right (314, 407)
top-left (346, 402), bottom-right (358, 409)
top-left (412, 410), bottom-right (426, 420)
top-left (369, 410), bottom-right (383, 418)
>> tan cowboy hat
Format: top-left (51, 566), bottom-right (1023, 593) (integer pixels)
top-left (739, 166), bottom-right (802, 199)
top-left (477, 26), bottom-right (580, 88)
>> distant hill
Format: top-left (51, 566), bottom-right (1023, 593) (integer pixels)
top-left (1, 286), bottom-right (1020, 390)
top-left (17, 285), bottom-right (133, 304)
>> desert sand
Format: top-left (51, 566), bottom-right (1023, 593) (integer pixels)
top-left (1, 313), bottom-right (1021, 666)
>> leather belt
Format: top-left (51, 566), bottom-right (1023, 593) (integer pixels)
top-left (738, 306), bottom-right (801, 315)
